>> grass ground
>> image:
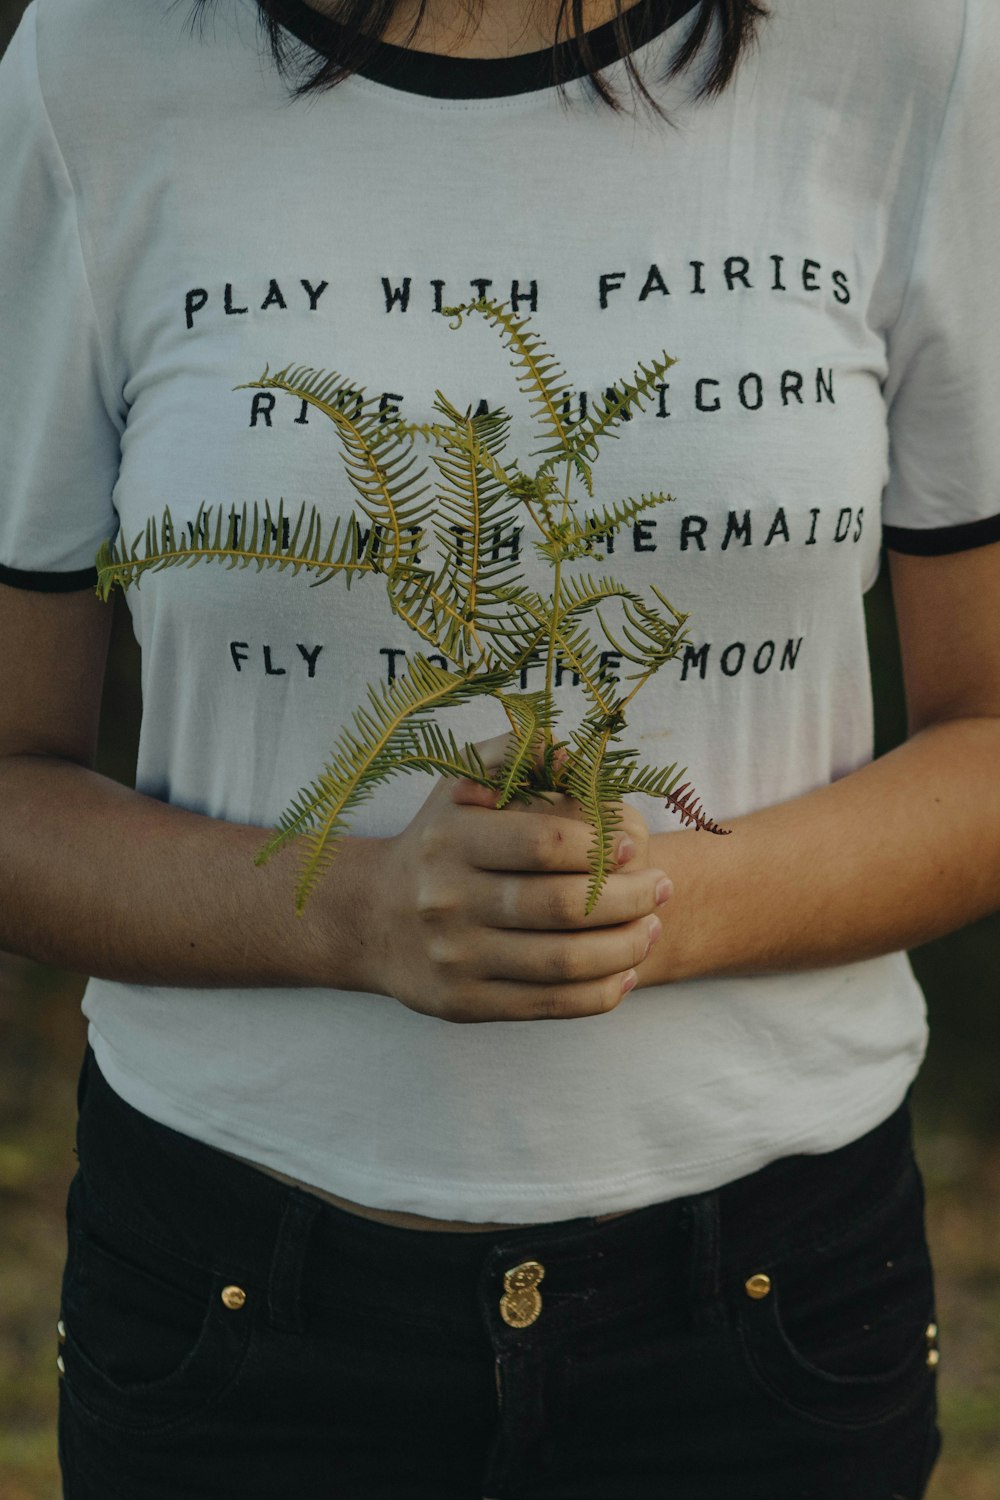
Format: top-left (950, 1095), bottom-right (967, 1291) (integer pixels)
top-left (1, 948), bottom-right (998, 1500)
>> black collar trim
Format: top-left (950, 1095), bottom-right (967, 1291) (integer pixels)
top-left (261, 0), bottom-right (700, 99)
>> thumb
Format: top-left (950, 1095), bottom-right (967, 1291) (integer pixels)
top-left (449, 730), bottom-right (516, 807)
top-left (450, 733), bottom-right (569, 807)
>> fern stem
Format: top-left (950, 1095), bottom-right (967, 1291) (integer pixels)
top-left (542, 457), bottom-right (574, 764)
top-left (614, 664), bottom-right (659, 713)
top-left (397, 599), bottom-right (523, 747)
top-left (465, 416), bottom-right (482, 622)
top-left (520, 496), bottom-right (556, 543)
top-left (544, 553), bottom-right (561, 740)
top-left (559, 452), bottom-right (572, 528)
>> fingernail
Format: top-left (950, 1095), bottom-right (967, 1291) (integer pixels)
top-left (620, 970), bottom-right (638, 997)
top-left (616, 836), bottom-right (637, 864)
top-left (654, 877), bottom-right (673, 904)
top-left (642, 920), bottom-right (661, 962)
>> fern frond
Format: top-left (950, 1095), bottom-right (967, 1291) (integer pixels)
top-left (396, 396), bottom-right (563, 554)
top-left (428, 392), bottom-right (514, 458)
top-left (422, 401), bottom-right (525, 624)
top-left (648, 582), bottom-right (692, 628)
top-left (489, 690), bottom-right (556, 808)
top-left (388, 419), bottom-right (457, 448)
top-left (393, 404), bottom-right (519, 494)
top-left (597, 756), bottom-right (686, 801)
top-left (660, 782), bottom-right (732, 835)
top-left (534, 351), bottom-right (678, 489)
top-left (494, 587), bottom-right (619, 718)
top-left (232, 366), bottom-right (435, 572)
top-left (439, 298), bottom-right (596, 497)
top-left (255, 655), bottom-right (509, 911)
top-left (384, 559), bottom-right (481, 667)
top-left (532, 494), bottom-right (678, 565)
top-left (572, 490), bottom-right (676, 553)
top-left (466, 600), bottom-right (552, 679)
top-left (555, 573), bottom-right (645, 628)
top-left (597, 756), bottom-right (732, 836)
top-left (593, 589), bottom-right (691, 680)
top-left (561, 717), bottom-right (635, 914)
top-left (94, 500), bottom-right (385, 599)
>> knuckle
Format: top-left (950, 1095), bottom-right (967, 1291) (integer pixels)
top-left (529, 823), bottom-right (564, 869)
top-left (618, 887), bottom-right (642, 921)
top-left (602, 977), bottom-right (625, 1013)
top-left (632, 885), bottom-right (652, 922)
top-left (417, 822), bottom-right (445, 860)
top-left (527, 982), bottom-right (615, 1021)
top-left (530, 990), bottom-right (570, 1021)
top-left (542, 886), bottom-right (578, 926)
top-left (551, 941), bottom-right (584, 982)
top-left (415, 880), bottom-right (458, 923)
top-left (425, 933), bottom-right (463, 970)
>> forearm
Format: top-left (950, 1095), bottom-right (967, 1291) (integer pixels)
top-left (637, 717), bottom-right (1000, 987)
top-left (0, 755), bottom-right (380, 990)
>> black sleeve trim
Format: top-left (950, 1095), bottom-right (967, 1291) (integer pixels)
top-left (0, 563), bottom-right (99, 592)
top-left (883, 513), bottom-right (1000, 556)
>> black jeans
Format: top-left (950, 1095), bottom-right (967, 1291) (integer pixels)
top-left (58, 1044), bottom-right (942, 1499)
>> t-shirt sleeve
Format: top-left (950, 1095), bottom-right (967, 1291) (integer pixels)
top-left (881, 0), bottom-right (1000, 557)
top-left (0, 3), bottom-right (123, 593)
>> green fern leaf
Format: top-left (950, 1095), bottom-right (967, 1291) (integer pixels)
top-left (428, 391), bottom-right (514, 456)
top-left (383, 559), bottom-right (477, 667)
top-left (561, 718), bottom-right (633, 914)
top-left (439, 297), bottom-right (596, 498)
top-left (467, 599), bottom-right (552, 678)
top-left (598, 756), bottom-right (686, 801)
top-left (490, 690), bottom-right (557, 808)
top-left (571, 490), bottom-right (676, 555)
top-left (232, 366), bottom-right (435, 573)
top-left (392, 404), bottom-right (527, 507)
top-left (255, 654), bottom-right (509, 912)
top-left (556, 572), bottom-right (646, 628)
top-left (494, 586), bottom-right (620, 718)
top-left (94, 499), bottom-right (387, 599)
top-left (421, 399), bottom-right (525, 622)
top-left (593, 586), bottom-right (691, 680)
top-left (534, 352), bottom-right (678, 489)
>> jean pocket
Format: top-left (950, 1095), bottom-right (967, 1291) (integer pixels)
top-left (59, 1171), bottom-right (254, 1435)
top-left (727, 1148), bottom-right (939, 1433)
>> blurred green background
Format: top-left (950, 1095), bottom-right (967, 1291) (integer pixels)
top-left (0, 1), bottom-right (997, 1494)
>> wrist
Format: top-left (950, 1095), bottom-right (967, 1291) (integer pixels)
top-left (635, 829), bottom-right (705, 987)
top-left (292, 833), bottom-right (392, 993)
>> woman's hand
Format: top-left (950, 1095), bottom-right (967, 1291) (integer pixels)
top-left (365, 733), bottom-right (672, 1024)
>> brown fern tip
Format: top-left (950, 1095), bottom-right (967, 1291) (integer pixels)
top-left (663, 783), bottom-right (732, 835)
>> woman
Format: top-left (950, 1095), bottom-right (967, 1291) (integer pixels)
top-left (1, 0), bottom-right (998, 1494)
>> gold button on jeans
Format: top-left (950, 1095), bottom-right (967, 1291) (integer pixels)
top-left (499, 1260), bottom-right (545, 1328)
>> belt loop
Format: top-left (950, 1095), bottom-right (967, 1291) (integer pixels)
top-left (684, 1189), bottom-right (723, 1329)
top-left (267, 1188), bottom-right (322, 1334)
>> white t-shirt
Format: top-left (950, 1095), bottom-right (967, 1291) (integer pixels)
top-left (2, 0), bottom-right (998, 1220)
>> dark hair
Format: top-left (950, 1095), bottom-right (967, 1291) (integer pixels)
top-left (178, 0), bottom-right (770, 126)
